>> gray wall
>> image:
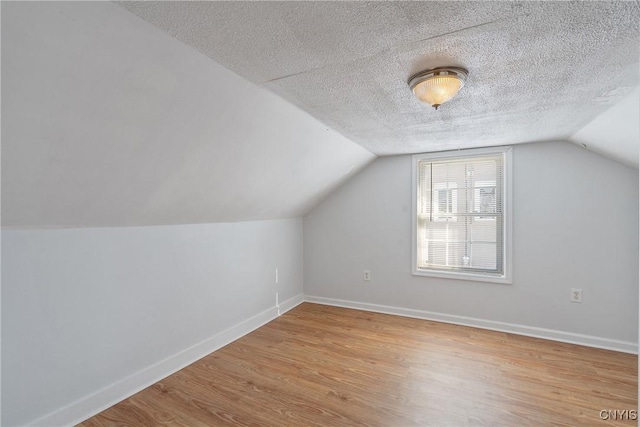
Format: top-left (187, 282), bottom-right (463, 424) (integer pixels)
top-left (304, 141), bottom-right (639, 344)
top-left (2, 219), bottom-right (303, 426)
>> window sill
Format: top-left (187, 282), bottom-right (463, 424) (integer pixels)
top-left (412, 268), bottom-right (512, 284)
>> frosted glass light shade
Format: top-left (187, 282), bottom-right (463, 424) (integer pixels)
top-left (409, 67), bottom-right (468, 110)
top-left (412, 75), bottom-right (462, 107)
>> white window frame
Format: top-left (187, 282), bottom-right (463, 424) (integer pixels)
top-left (411, 146), bottom-right (513, 284)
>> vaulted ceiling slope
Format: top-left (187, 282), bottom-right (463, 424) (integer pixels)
top-left (1, 2), bottom-right (374, 228)
top-left (120, 1), bottom-right (640, 159)
top-left (570, 87), bottom-right (639, 168)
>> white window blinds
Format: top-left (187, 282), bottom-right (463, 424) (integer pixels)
top-left (416, 153), bottom-right (505, 277)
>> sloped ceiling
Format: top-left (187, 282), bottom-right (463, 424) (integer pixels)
top-left (3, 2), bottom-right (638, 229)
top-left (570, 87), bottom-right (639, 168)
top-left (1, 2), bottom-right (374, 228)
top-left (119, 1), bottom-right (640, 158)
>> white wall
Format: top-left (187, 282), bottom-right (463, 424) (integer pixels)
top-left (570, 86), bottom-right (640, 169)
top-left (2, 219), bottom-right (303, 426)
top-left (2, 2), bottom-right (374, 228)
top-left (304, 141), bottom-right (639, 348)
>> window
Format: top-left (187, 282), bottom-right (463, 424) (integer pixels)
top-left (412, 147), bottom-right (512, 283)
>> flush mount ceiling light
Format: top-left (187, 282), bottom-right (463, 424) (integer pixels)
top-left (408, 67), bottom-right (469, 110)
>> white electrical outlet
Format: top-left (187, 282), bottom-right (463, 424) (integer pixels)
top-left (570, 288), bottom-right (582, 303)
top-left (363, 270), bottom-right (371, 281)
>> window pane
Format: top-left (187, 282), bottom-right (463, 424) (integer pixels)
top-left (470, 243), bottom-right (497, 270)
top-left (416, 152), bottom-right (504, 276)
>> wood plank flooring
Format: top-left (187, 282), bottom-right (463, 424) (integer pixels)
top-left (79, 303), bottom-right (637, 426)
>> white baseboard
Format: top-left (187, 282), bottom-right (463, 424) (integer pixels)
top-left (25, 292), bottom-right (635, 426)
top-left (28, 294), bottom-right (305, 427)
top-left (279, 293), bottom-right (305, 313)
top-left (304, 295), bottom-right (638, 355)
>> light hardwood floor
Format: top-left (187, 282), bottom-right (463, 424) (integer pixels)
top-left (79, 303), bottom-right (637, 426)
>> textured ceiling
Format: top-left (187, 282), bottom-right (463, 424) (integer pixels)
top-left (3, 2), bottom-right (638, 228)
top-left (119, 1), bottom-right (640, 156)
